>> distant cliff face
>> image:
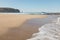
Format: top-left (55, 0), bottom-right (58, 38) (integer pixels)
top-left (0, 8), bottom-right (20, 13)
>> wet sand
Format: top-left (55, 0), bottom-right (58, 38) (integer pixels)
top-left (0, 14), bottom-right (47, 40)
top-left (0, 14), bottom-right (58, 40)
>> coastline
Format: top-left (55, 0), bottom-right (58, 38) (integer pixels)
top-left (0, 14), bottom-right (47, 40)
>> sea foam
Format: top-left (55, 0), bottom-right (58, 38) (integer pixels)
top-left (27, 17), bottom-right (60, 40)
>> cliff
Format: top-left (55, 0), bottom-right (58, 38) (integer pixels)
top-left (0, 8), bottom-right (20, 13)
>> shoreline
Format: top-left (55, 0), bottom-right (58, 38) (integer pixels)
top-left (0, 14), bottom-right (59, 40)
top-left (0, 14), bottom-right (47, 40)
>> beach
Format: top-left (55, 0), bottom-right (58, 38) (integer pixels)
top-left (0, 14), bottom-right (59, 40)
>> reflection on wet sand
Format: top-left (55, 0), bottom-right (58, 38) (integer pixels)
top-left (0, 15), bottom-right (58, 40)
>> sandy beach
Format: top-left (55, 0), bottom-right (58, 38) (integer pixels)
top-left (0, 14), bottom-right (47, 40)
top-left (0, 14), bottom-right (58, 40)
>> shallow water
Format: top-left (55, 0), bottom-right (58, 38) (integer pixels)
top-left (27, 16), bottom-right (60, 40)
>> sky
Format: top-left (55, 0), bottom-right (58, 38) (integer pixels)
top-left (0, 0), bottom-right (60, 12)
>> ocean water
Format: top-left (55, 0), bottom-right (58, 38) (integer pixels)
top-left (0, 12), bottom-right (42, 15)
top-left (0, 13), bottom-right (24, 14)
top-left (0, 12), bottom-right (60, 15)
top-left (27, 17), bottom-right (60, 40)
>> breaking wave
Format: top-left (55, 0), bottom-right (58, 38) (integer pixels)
top-left (27, 17), bottom-right (60, 40)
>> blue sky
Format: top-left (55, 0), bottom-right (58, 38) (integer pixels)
top-left (0, 0), bottom-right (60, 12)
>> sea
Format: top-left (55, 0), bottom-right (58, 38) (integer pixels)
top-left (26, 16), bottom-right (60, 40)
top-left (0, 12), bottom-right (43, 15)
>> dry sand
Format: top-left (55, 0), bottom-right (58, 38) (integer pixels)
top-left (0, 14), bottom-right (48, 40)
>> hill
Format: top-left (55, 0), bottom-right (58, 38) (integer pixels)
top-left (0, 8), bottom-right (20, 13)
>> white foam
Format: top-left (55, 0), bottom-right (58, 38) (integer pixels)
top-left (27, 17), bottom-right (60, 40)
